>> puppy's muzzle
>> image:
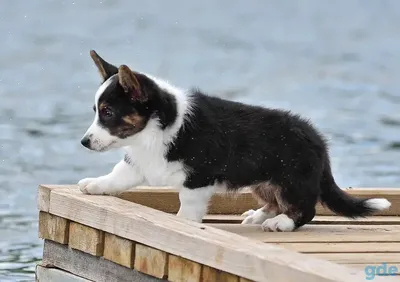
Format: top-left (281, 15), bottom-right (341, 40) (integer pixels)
top-left (81, 135), bottom-right (92, 149)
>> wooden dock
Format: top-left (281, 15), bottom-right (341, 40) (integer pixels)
top-left (36, 185), bottom-right (400, 282)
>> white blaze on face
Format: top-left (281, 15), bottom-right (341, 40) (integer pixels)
top-left (81, 75), bottom-right (118, 151)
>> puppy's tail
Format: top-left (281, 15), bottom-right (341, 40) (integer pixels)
top-left (319, 162), bottom-right (391, 218)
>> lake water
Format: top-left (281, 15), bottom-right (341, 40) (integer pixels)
top-left (1, 1), bottom-right (400, 281)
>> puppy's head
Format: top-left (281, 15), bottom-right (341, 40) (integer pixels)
top-left (81, 50), bottom-right (155, 152)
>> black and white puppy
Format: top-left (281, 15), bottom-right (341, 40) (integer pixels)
top-left (78, 50), bottom-right (391, 232)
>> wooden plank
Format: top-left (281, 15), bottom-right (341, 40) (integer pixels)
top-left (119, 188), bottom-right (256, 215)
top-left (38, 211), bottom-right (69, 244)
top-left (239, 278), bottom-right (254, 282)
top-left (203, 215), bottom-right (400, 225)
top-left (310, 215), bottom-right (400, 225)
top-left (37, 184), bottom-right (72, 212)
top-left (212, 224), bottom-right (400, 243)
top-left (117, 187), bottom-right (400, 216)
top-left (134, 244), bottom-right (168, 279)
top-left (38, 185), bottom-right (52, 212)
top-left (274, 242), bottom-right (400, 253)
top-left (201, 265), bottom-right (239, 282)
top-left (69, 222), bottom-right (104, 256)
top-left (40, 186), bottom-right (392, 282)
top-left (104, 233), bottom-right (135, 268)
top-left (311, 253), bottom-right (400, 264)
top-left (213, 223), bottom-right (400, 233)
top-left (36, 264), bottom-right (92, 282)
top-left (42, 240), bottom-right (163, 282)
top-left (39, 185), bottom-right (400, 215)
top-left (168, 255), bottom-right (202, 282)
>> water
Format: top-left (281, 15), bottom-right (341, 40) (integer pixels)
top-left (1, 0), bottom-right (400, 280)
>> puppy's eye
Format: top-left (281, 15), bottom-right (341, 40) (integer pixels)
top-left (100, 107), bottom-right (114, 119)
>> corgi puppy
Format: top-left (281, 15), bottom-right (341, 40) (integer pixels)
top-left (78, 50), bottom-right (391, 232)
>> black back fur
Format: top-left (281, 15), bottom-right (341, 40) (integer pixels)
top-left (164, 90), bottom-right (384, 227)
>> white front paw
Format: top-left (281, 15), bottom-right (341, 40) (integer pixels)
top-left (78, 177), bottom-right (113, 195)
top-left (78, 178), bottom-right (95, 193)
top-left (261, 214), bottom-right (295, 232)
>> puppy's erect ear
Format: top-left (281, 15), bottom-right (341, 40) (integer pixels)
top-left (90, 50), bottom-right (118, 81)
top-left (118, 65), bottom-right (146, 102)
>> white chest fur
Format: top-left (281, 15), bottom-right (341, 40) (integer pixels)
top-left (121, 74), bottom-right (192, 188)
top-left (123, 119), bottom-right (187, 187)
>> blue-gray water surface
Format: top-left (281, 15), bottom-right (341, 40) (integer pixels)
top-left (1, 1), bottom-right (400, 281)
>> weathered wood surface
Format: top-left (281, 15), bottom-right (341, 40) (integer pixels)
top-left (39, 213), bottom-right (246, 282)
top-left (69, 222), bottom-right (104, 256)
top-left (36, 264), bottom-right (92, 282)
top-left (37, 185), bottom-right (400, 216)
top-left (202, 265), bottom-right (240, 282)
top-left (103, 233), bottom-right (135, 268)
top-left (117, 186), bottom-right (400, 216)
top-left (273, 242), bottom-right (400, 253)
top-left (38, 211), bottom-right (69, 244)
top-left (38, 185), bottom-right (395, 282)
top-left (168, 255), bottom-right (202, 282)
top-left (42, 240), bottom-right (163, 282)
top-left (203, 214), bottom-right (400, 224)
top-left (134, 244), bottom-right (168, 279)
top-left (37, 185), bottom-right (71, 212)
top-left (212, 224), bottom-right (400, 243)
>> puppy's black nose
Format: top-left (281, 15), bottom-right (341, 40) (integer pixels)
top-left (81, 137), bottom-right (91, 148)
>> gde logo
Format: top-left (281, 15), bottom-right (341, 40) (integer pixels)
top-left (364, 263), bottom-right (398, 280)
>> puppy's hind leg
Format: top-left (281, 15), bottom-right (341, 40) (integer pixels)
top-left (261, 182), bottom-right (318, 232)
top-left (261, 206), bottom-right (315, 232)
top-left (241, 183), bottom-right (280, 224)
top-left (177, 186), bottom-right (215, 222)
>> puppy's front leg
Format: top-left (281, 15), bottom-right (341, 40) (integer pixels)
top-left (176, 186), bottom-right (215, 222)
top-left (78, 158), bottom-right (144, 195)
